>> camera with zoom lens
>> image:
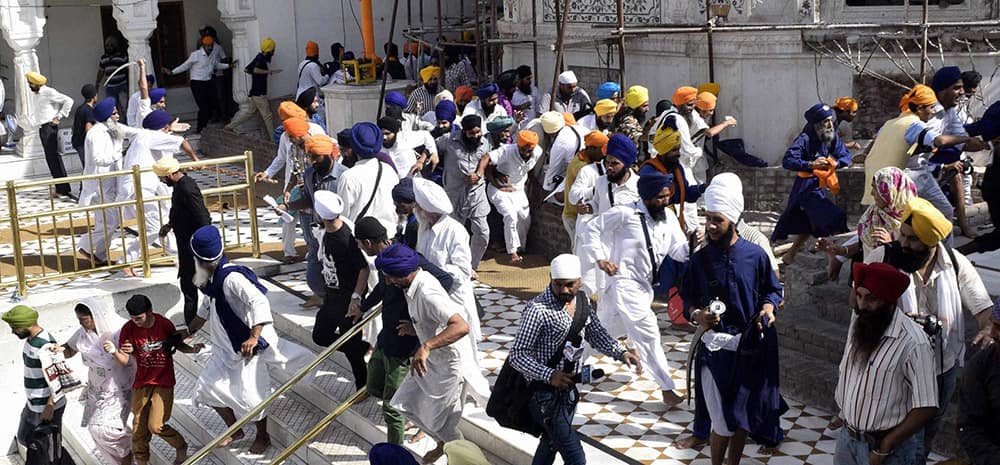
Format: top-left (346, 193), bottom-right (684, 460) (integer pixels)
top-left (910, 314), bottom-right (942, 337)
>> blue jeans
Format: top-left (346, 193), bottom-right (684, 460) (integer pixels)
top-left (299, 211), bottom-right (325, 298)
top-left (914, 365), bottom-right (958, 463)
top-left (528, 387), bottom-right (586, 465)
top-left (835, 427), bottom-right (916, 465)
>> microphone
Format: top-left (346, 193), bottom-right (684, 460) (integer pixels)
top-left (572, 366), bottom-right (606, 384)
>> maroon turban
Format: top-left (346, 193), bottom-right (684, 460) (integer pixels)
top-left (852, 262), bottom-right (911, 305)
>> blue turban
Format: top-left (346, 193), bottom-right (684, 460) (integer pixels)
top-left (435, 100), bottom-right (457, 122)
top-left (149, 87), bottom-right (167, 105)
top-left (369, 443), bottom-right (418, 465)
top-left (385, 91), bottom-right (407, 108)
top-left (966, 101), bottom-right (1000, 142)
top-left (392, 177), bottom-right (415, 203)
top-left (146, 74), bottom-right (156, 87)
top-left (597, 81), bottom-right (621, 100)
top-left (637, 171), bottom-right (674, 201)
top-left (190, 225), bottom-right (223, 261)
top-left (486, 116), bottom-right (514, 133)
top-left (931, 66), bottom-right (962, 92)
top-left (375, 243), bottom-right (420, 277)
top-left (351, 122), bottom-right (384, 158)
top-left (804, 103), bottom-right (834, 125)
top-left (474, 83), bottom-right (499, 99)
top-left (142, 110), bottom-right (172, 130)
top-left (93, 97), bottom-right (117, 122)
top-left (605, 134), bottom-right (637, 167)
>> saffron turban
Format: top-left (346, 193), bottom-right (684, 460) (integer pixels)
top-left (142, 110), bottom-right (172, 130)
top-left (305, 40), bottom-right (319, 56)
top-left (413, 177), bottom-right (454, 215)
top-left (852, 262), bottom-right (911, 305)
top-left (900, 85), bottom-right (938, 112)
top-left (25, 72), bottom-right (46, 86)
top-left (540, 111), bottom-right (565, 134)
top-left (420, 66), bottom-right (441, 83)
top-left (558, 70), bottom-right (578, 85)
top-left (260, 37), bottom-right (276, 53)
top-left (305, 134), bottom-right (336, 156)
top-left (653, 125), bottom-right (681, 155)
top-left (637, 171), bottom-right (674, 201)
top-left (474, 83), bottom-right (499, 99)
top-left (435, 100), bottom-right (457, 122)
top-left (695, 92), bottom-right (717, 111)
top-left (931, 66), bottom-right (962, 92)
top-left (392, 177), bottom-right (416, 203)
top-left (455, 85), bottom-right (474, 103)
top-left (584, 130), bottom-right (610, 149)
top-left (596, 82), bottom-right (621, 100)
top-left (517, 130), bottom-right (539, 148)
top-left (190, 225), bottom-right (224, 262)
top-left (834, 96), bottom-right (858, 112)
top-left (605, 134), bottom-right (637, 167)
top-left (562, 112), bottom-right (576, 126)
top-left (594, 99), bottom-right (618, 117)
top-left (805, 103), bottom-right (834, 125)
top-left (672, 86), bottom-right (698, 106)
top-left (902, 197), bottom-right (953, 247)
top-left (704, 172), bottom-right (744, 224)
top-left (624, 85), bottom-right (649, 109)
top-left (351, 122), bottom-right (383, 158)
top-left (384, 91), bottom-right (407, 108)
top-left (152, 157), bottom-right (180, 177)
top-left (375, 243), bottom-right (420, 277)
top-left (698, 82), bottom-right (721, 96)
top-left (2, 305), bottom-right (38, 330)
top-left (278, 101), bottom-right (307, 121)
top-left (94, 98), bottom-right (117, 122)
top-left (150, 88), bottom-right (167, 105)
top-left (313, 190), bottom-right (343, 220)
top-left (550, 254), bottom-right (581, 279)
top-left (461, 115), bottom-right (482, 132)
top-left (282, 117), bottom-right (309, 138)
top-left (486, 116), bottom-right (514, 133)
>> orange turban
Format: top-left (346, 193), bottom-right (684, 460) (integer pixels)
top-left (672, 86), bottom-right (698, 106)
top-left (305, 134), bottom-right (336, 156)
top-left (305, 41), bottom-right (319, 57)
top-left (562, 112), bottom-right (576, 126)
top-left (517, 130), bottom-right (539, 148)
top-left (283, 118), bottom-right (309, 138)
top-left (899, 85), bottom-right (937, 112)
top-left (201, 35), bottom-right (214, 46)
top-left (695, 92), bottom-right (717, 111)
top-left (835, 96), bottom-right (858, 112)
top-left (455, 85), bottom-right (474, 103)
top-left (584, 130), bottom-right (609, 149)
top-left (278, 101), bottom-right (307, 121)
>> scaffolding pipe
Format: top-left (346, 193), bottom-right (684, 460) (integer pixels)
top-left (594, 19), bottom-right (1000, 34)
top-left (491, 0), bottom-right (499, 77)
top-left (920, 0), bottom-right (930, 82)
top-left (532, 0), bottom-right (538, 79)
top-left (550, 0), bottom-right (571, 111)
top-left (475, 0), bottom-right (483, 81)
top-left (706, 0), bottom-right (715, 82)
top-left (376, 0), bottom-right (401, 119)
top-left (437, 0), bottom-right (444, 67)
top-left (617, 0), bottom-right (626, 87)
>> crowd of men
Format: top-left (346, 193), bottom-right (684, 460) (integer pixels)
top-left (12, 33), bottom-right (1000, 465)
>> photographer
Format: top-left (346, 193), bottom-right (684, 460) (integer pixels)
top-left (864, 197), bottom-right (994, 464)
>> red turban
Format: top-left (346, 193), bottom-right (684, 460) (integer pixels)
top-left (852, 262), bottom-right (911, 305)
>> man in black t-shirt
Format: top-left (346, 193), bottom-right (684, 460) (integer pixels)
top-left (226, 37), bottom-right (281, 136)
top-left (72, 84), bottom-right (98, 166)
top-left (311, 190), bottom-right (371, 390)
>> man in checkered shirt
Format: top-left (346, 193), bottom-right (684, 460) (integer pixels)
top-left (509, 254), bottom-right (642, 465)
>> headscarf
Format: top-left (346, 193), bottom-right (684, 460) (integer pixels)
top-left (540, 111), bottom-right (565, 134)
top-left (392, 177), bottom-right (416, 203)
top-left (278, 101), bottom-right (307, 121)
top-left (152, 157), bottom-right (180, 177)
top-left (384, 91), bottom-right (408, 109)
top-left (420, 66), bottom-right (441, 82)
top-left (142, 110), bottom-right (172, 130)
top-left (624, 85), bottom-right (649, 109)
top-left (305, 134), bottom-right (336, 156)
top-left (2, 305), bottom-right (38, 330)
top-left (25, 72), bottom-right (46, 86)
top-left (637, 171), bottom-right (673, 201)
top-left (704, 172), bottom-right (744, 224)
top-left (558, 70), bottom-right (578, 85)
top-left (584, 130), bottom-right (610, 149)
top-left (550, 254), bottom-right (581, 279)
top-left (695, 92), bottom-right (717, 111)
top-left (474, 83), bottom-right (499, 99)
top-left (852, 262), bottom-right (911, 305)
top-left (594, 99), bottom-right (618, 117)
top-left (283, 117), bottom-right (309, 138)
top-left (856, 167), bottom-right (916, 252)
top-left (804, 103), bottom-right (834, 125)
top-left (74, 298), bottom-right (128, 369)
top-left (93, 97), bottom-right (117, 122)
top-left (351, 122), bottom-right (383, 158)
top-left (487, 116), bottom-right (514, 133)
top-left (313, 190), bottom-right (343, 220)
top-left (931, 66), bottom-right (962, 93)
top-left (375, 243), bottom-right (420, 277)
top-left (698, 82), bottom-right (721, 96)
top-left (596, 82), bottom-right (621, 100)
top-left (435, 100), bottom-right (457, 122)
top-left (443, 440), bottom-right (491, 465)
top-left (603, 134), bottom-right (635, 166)
top-left (902, 197), bottom-right (953, 247)
top-left (834, 96), bottom-right (858, 112)
top-left (305, 40), bottom-right (319, 57)
top-left (899, 85), bottom-right (937, 112)
top-left (413, 177), bottom-right (453, 214)
top-left (672, 86), bottom-right (698, 106)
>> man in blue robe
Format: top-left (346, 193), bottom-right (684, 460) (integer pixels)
top-left (772, 103), bottom-right (852, 263)
top-left (682, 178), bottom-right (786, 465)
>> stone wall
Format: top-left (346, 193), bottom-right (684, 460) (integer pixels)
top-left (714, 164), bottom-right (870, 217)
top-left (199, 127), bottom-right (279, 176)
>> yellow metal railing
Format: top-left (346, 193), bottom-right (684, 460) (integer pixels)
top-left (181, 304), bottom-right (382, 465)
top-left (2, 152), bottom-right (260, 296)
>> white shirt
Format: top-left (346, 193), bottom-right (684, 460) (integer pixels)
top-left (579, 200), bottom-right (689, 283)
top-left (544, 125), bottom-right (587, 191)
top-left (121, 129), bottom-right (184, 192)
top-left (296, 61), bottom-right (327, 97)
top-left (417, 215), bottom-right (475, 292)
top-left (487, 143), bottom-right (542, 191)
top-left (30, 86), bottom-right (73, 128)
top-left (385, 130), bottom-right (437, 177)
top-left (172, 48), bottom-right (229, 81)
top-left (196, 268), bottom-right (277, 365)
top-left (578, 114), bottom-right (598, 132)
top-left (208, 44), bottom-right (228, 77)
top-left (264, 122), bottom-right (327, 191)
top-left (461, 99), bottom-right (509, 131)
top-left (593, 170), bottom-right (640, 215)
top-left (512, 86), bottom-right (548, 123)
top-left (80, 122), bottom-right (141, 206)
top-left (567, 162), bottom-right (604, 207)
top-left (337, 157), bottom-right (400, 234)
top-left (125, 91), bottom-right (155, 128)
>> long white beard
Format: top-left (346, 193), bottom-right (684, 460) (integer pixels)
top-left (192, 261), bottom-right (214, 289)
top-left (105, 120), bottom-right (121, 141)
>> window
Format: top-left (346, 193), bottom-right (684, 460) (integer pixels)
top-left (100, 2), bottom-right (188, 88)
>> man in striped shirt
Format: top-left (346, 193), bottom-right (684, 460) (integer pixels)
top-left (4, 305), bottom-right (67, 458)
top-left (835, 262), bottom-right (938, 465)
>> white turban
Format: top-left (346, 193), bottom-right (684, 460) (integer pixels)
top-left (558, 70), bottom-right (578, 85)
top-left (539, 111), bottom-right (565, 134)
top-left (413, 177), bottom-right (454, 215)
top-left (313, 190), bottom-right (344, 220)
top-left (704, 172), bottom-right (744, 224)
top-left (550, 254), bottom-right (581, 279)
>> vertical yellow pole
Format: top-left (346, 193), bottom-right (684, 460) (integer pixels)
top-left (7, 181), bottom-right (27, 297)
top-left (245, 151), bottom-right (260, 258)
top-left (132, 166), bottom-right (151, 278)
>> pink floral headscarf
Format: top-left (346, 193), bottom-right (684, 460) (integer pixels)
top-left (857, 166), bottom-right (917, 253)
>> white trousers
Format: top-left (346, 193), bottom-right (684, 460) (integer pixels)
top-left (601, 278), bottom-right (676, 391)
top-left (488, 187), bottom-right (530, 254)
top-left (701, 366), bottom-right (734, 437)
top-left (123, 193), bottom-right (174, 263)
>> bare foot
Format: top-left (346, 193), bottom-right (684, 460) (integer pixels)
top-left (217, 429), bottom-right (245, 447)
top-left (173, 446), bottom-right (188, 464)
top-left (122, 267), bottom-right (138, 277)
top-left (510, 252), bottom-right (523, 264)
top-left (471, 269), bottom-right (479, 281)
top-left (408, 429), bottom-right (426, 443)
top-left (248, 433), bottom-right (270, 454)
top-left (673, 435), bottom-right (707, 450)
top-left (662, 390), bottom-right (684, 408)
top-left (300, 295), bottom-right (322, 308)
top-left (826, 255), bottom-right (843, 283)
top-left (421, 442), bottom-right (445, 464)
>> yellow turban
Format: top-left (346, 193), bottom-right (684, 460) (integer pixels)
top-left (283, 118), bottom-right (310, 138)
top-left (152, 157), bottom-right (180, 177)
top-left (835, 96), bottom-right (858, 112)
top-left (698, 82), bottom-right (721, 96)
top-left (260, 37), bottom-right (276, 53)
top-left (695, 92), bottom-right (717, 111)
top-left (3, 305), bottom-right (38, 330)
top-left (305, 134), bottom-right (336, 156)
top-left (420, 66), bottom-right (441, 83)
top-left (444, 440), bottom-right (490, 465)
top-left (653, 125), bottom-right (681, 155)
top-left (672, 86), bottom-right (698, 106)
top-left (624, 85), bottom-right (649, 109)
top-left (278, 101), bottom-right (307, 121)
top-left (594, 99), bottom-right (618, 117)
top-left (902, 197), bottom-right (953, 246)
top-left (562, 112), bottom-right (576, 126)
top-left (900, 85), bottom-right (937, 113)
top-left (26, 72), bottom-right (46, 86)
top-left (584, 130), bottom-right (609, 149)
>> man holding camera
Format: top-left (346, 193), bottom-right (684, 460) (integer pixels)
top-left (835, 262), bottom-right (938, 465)
top-left (864, 197), bottom-right (994, 464)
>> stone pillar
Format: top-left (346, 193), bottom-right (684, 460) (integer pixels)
top-left (218, 0), bottom-right (260, 115)
top-left (113, 0), bottom-right (159, 97)
top-left (0, 0), bottom-right (46, 158)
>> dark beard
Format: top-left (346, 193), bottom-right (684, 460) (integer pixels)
top-left (596, 118), bottom-right (611, 131)
top-left (163, 178), bottom-right (177, 187)
top-left (851, 305), bottom-right (895, 360)
top-left (482, 103), bottom-right (496, 115)
top-left (431, 127), bottom-right (448, 138)
top-left (462, 135), bottom-right (481, 150)
top-left (424, 83), bottom-right (437, 94)
top-left (383, 137), bottom-right (396, 149)
top-left (518, 83), bottom-right (531, 95)
top-left (709, 224), bottom-right (736, 247)
top-left (607, 167), bottom-right (627, 183)
top-left (646, 202), bottom-right (668, 222)
top-left (892, 244), bottom-right (932, 273)
top-left (633, 110), bottom-right (646, 125)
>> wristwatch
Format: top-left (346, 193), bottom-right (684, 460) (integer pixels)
top-left (351, 292), bottom-right (362, 301)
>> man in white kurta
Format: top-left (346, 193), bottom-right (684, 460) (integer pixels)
top-left (485, 131), bottom-right (542, 263)
top-left (579, 170), bottom-right (689, 406)
top-left (374, 243), bottom-right (470, 464)
top-left (378, 116), bottom-right (438, 178)
top-left (186, 225), bottom-right (312, 454)
top-left (337, 122), bottom-right (401, 235)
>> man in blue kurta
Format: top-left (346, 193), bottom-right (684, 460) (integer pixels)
top-left (682, 177), bottom-right (786, 465)
top-left (772, 103), bottom-right (852, 263)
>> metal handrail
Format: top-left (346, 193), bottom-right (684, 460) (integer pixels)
top-left (270, 387), bottom-right (370, 465)
top-left (181, 304), bottom-right (384, 465)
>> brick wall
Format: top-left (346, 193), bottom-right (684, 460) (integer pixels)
top-left (714, 164), bottom-right (870, 217)
top-left (199, 127), bottom-right (279, 175)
